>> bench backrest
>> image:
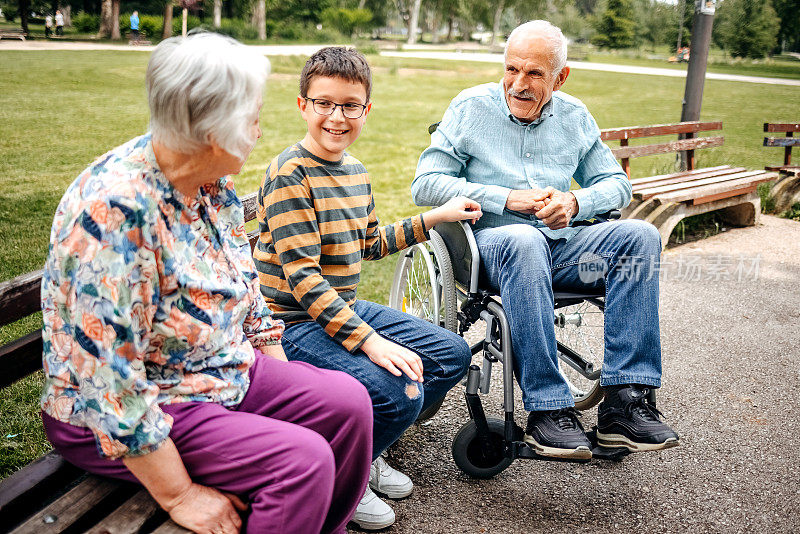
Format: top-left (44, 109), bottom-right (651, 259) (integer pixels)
top-left (600, 121), bottom-right (724, 178)
top-left (0, 191), bottom-right (262, 390)
top-left (763, 123), bottom-right (800, 167)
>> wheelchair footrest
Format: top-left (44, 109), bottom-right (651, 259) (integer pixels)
top-left (586, 427), bottom-right (631, 462)
top-left (513, 441), bottom-right (592, 464)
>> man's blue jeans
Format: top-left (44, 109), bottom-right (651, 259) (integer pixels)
top-left (474, 219), bottom-right (663, 411)
top-left (281, 300), bottom-right (471, 460)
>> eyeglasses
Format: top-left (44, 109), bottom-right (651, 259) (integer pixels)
top-left (305, 97), bottom-right (368, 119)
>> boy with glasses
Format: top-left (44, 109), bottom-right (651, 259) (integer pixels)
top-left (255, 47), bottom-right (482, 530)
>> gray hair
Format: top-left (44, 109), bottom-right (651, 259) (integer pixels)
top-left (505, 20), bottom-right (568, 77)
top-left (146, 32), bottom-right (270, 159)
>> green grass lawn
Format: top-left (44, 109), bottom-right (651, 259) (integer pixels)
top-left (1, 50), bottom-right (798, 477)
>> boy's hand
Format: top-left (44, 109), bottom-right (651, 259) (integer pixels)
top-left (361, 334), bottom-right (424, 383)
top-left (424, 196), bottom-right (482, 230)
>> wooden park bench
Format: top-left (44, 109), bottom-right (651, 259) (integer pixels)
top-left (600, 121), bottom-right (778, 248)
top-left (763, 122), bottom-right (800, 213)
top-left (0, 28), bottom-right (27, 41)
top-left (0, 192), bottom-right (263, 533)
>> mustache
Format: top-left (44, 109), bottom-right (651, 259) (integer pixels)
top-left (506, 88), bottom-right (539, 101)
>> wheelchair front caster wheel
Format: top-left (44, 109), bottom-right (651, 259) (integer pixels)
top-left (452, 418), bottom-right (513, 478)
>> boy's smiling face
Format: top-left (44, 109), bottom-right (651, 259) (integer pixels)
top-left (298, 76), bottom-right (371, 162)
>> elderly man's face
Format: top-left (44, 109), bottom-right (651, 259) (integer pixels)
top-left (503, 35), bottom-right (569, 122)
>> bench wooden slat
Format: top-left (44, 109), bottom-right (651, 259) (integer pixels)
top-left (600, 121), bottom-right (722, 140)
top-left (241, 191), bottom-right (258, 224)
top-left (691, 185), bottom-right (758, 206)
top-left (765, 165), bottom-right (800, 173)
top-left (0, 452), bottom-right (82, 514)
top-left (764, 123), bottom-right (800, 132)
top-left (635, 170), bottom-right (767, 200)
top-left (0, 270), bottom-right (43, 328)
top-left (611, 136), bottom-right (724, 159)
top-left (85, 489), bottom-right (161, 534)
top-left (0, 331), bottom-right (44, 388)
top-left (628, 165), bottom-right (734, 187)
top-left (10, 476), bottom-right (121, 533)
top-left (631, 167), bottom-right (746, 192)
top-left (764, 137), bottom-right (800, 147)
top-left (654, 172), bottom-right (777, 204)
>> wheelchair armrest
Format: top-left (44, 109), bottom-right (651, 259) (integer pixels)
top-left (571, 209), bottom-right (622, 227)
top-left (433, 221), bottom-right (480, 295)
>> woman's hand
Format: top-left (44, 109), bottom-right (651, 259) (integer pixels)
top-left (360, 334), bottom-right (424, 383)
top-left (165, 483), bottom-right (247, 534)
top-left (260, 343), bottom-right (288, 361)
top-left (122, 439), bottom-right (246, 534)
top-left (423, 196), bottom-right (482, 230)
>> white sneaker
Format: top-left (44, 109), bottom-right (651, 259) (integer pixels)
top-left (352, 486), bottom-right (395, 530)
top-left (369, 456), bottom-right (414, 499)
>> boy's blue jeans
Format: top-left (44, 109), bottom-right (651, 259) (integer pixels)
top-left (474, 219), bottom-right (663, 412)
top-left (281, 300), bottom-right (471, 460)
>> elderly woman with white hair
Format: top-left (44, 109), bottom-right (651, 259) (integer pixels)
top-left (39, 32), bottom-right (372, 534)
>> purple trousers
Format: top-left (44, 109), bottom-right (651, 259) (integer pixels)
top-left (42, 354), bottom-right (373, 534)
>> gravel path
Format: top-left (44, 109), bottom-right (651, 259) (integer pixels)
top-left (352, 215), bottom-right (800, 534)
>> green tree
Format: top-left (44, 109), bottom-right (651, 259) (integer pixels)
top-left (592, 0), bottom-right (635, 48)
top-left (714, 0), bottom-right (780, 58)
top-left (772, 0), bottom-right (800, 52)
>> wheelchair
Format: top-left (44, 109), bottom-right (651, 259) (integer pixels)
top-left (389, 211), bottom-right (632, 478)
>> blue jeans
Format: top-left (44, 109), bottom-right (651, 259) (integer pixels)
top-left (281, 300), bottom-right (471, 460)
top-left (474, 220), bottom-right (662, 411)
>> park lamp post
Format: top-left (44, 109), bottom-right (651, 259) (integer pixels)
top-left (679, 0), bottom-right (716, 170)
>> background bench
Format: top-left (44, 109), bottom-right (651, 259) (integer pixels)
top-left (0, 191), bottom-right (261, 533)
top-left (0, 28), bottom-right (27, 41)
top-left (763, 122), bottom-right (800, 214)
top-left (600, 121), bottom-right (777, 248)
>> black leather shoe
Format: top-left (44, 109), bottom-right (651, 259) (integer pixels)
top-left (524, 408), bottom-right (592, 460)
top-left (597, 385), bottom-right (680, 452)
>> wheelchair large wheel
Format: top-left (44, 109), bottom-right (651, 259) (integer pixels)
top-left (389, 231), bottom-right (458, 422)
top-left (555, 299), bottom-right (605, 411)
top-left (389, 230), bottom-right (458, 332)
top-left (452, 418), bottom-right (513, 479)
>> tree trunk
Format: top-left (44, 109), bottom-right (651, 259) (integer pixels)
top-left (255, 0), bottom-right (265, 40)
top-left (19, 0), bottom-right (30, 33)
top-left (213, 0), bottom-right (221, 28)
top-left (428, 9), bottom-right (441, 44)
top-left (446, 16), bottom-right (454, 42)
top-left (491, 0), bottom-right (505, 46)
top-left (110, 0), bottom-right (120, 39)
top-left (61, 4), bottom-right (71, 26)
top-left (357, 0), bottom-right (365, 8)
top-left (406, 0), bottom-right (421, 44)
top-left (98, 0), bottom-right (112, 38)
top-left (181, 7), bottom-right (187, 37)
top-left (162, 0), bottom-right (173, 38)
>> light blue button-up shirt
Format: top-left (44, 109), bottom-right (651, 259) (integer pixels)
top-left (412, 82), bottom-right (632, 241)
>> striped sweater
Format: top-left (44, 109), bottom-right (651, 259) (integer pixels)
top-left (254, 144), bottom-right (429, 351)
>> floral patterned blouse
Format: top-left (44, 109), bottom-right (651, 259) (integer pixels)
top-left (40, 134), bottom-right (284, 459)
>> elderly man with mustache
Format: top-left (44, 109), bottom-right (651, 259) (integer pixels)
top-left (412, 20), bottom-right (679, 461)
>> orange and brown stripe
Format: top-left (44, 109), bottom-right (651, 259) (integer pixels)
top-left (254, 144), bottom-right (428, 352)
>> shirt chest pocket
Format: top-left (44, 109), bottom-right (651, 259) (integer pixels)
top-left (531, 153), bottom-right (578, 189)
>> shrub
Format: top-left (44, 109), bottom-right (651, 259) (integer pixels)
top-left (171, 14), bottom-right (202, 36)
top-left (1, 3), bottom-right (18, 22)
top-left (320, 7), bottom-right (373, 37)
top-left (214, 18), bottom-right (258, 40)
top-left (72, 11), bottom-right (100, 33)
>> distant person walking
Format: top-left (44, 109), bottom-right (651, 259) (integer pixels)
top-left (45, 14), bottom-right (53, 38)
top-left (55, 10), bottom-right (64, 36)
top-left (130, 11), bottom-right (139, 42)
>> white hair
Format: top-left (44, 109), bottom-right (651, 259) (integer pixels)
top-left (505, 20), bottom-right (568, 76)
top-left (146, 31), bottom-right (270, 160)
